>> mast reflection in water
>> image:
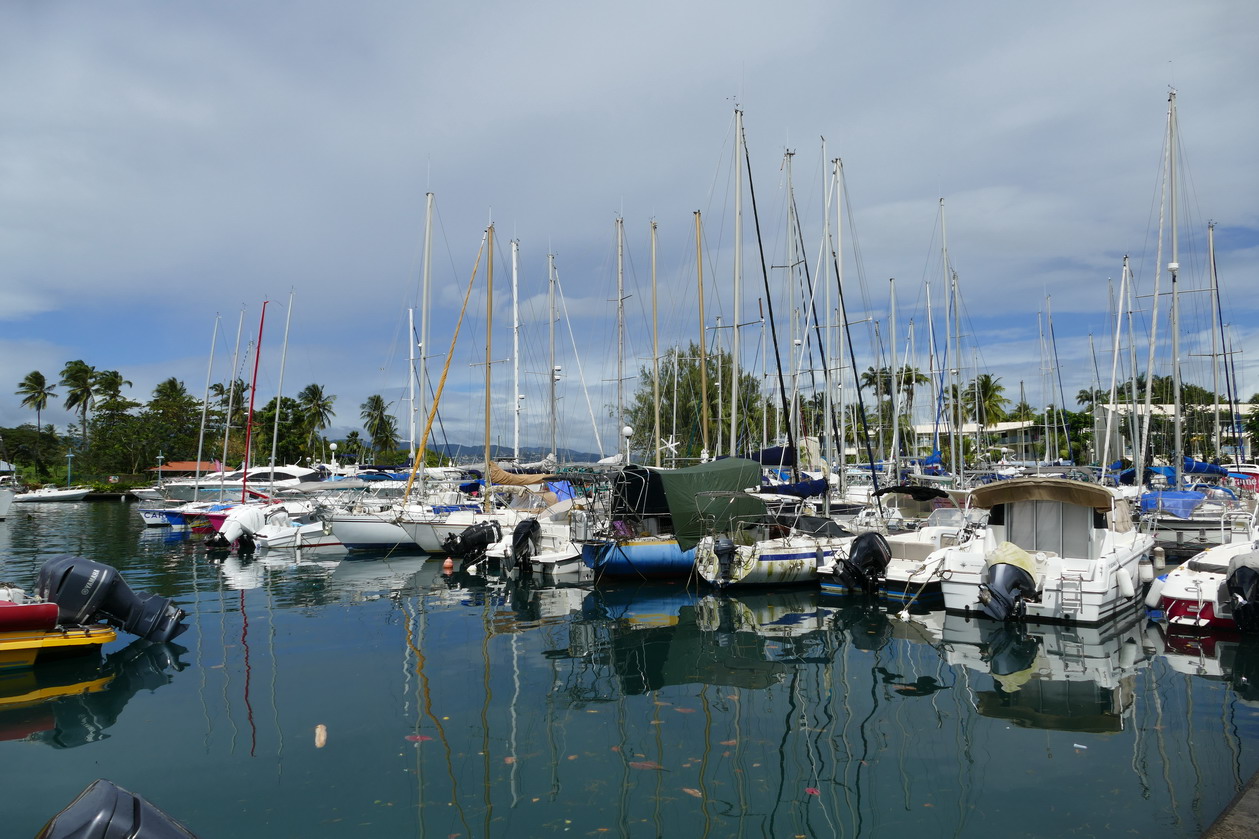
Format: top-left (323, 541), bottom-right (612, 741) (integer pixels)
top-left (2, 501), bottom-right (1258, 838)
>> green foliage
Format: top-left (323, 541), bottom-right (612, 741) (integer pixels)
top-left (623, 342), bottom-right (766, 463)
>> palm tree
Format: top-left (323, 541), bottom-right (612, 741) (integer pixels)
top-left (968, 373), bottom-right (1009, 426)
top-left (93, 369), bottom-right (133, 401)
top-left (16, 371), bottom-right (57, 469)
top-left (297, 384), bottom-right (337, 448)
top-left (60, 360), bottom-right (97, 444)
top-left (360, 394), bottom-right (398, 459)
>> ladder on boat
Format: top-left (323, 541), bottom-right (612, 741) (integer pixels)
top-left (1059, 573), bottom-right (1085, 619)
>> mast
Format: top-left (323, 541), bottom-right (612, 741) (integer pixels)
top-left (651, 220), bottom-right (661, 468)
top-left (1169, 89), bottom-right (1184, 488)
top-left (512, 238), bottom-right (521, 461)
top-left (215, 308), bottom-right (246, 501)
top-left (616, 216), bottom-right (625, 439)
top-left (730, 107), bottom-right (743, 458)
top-left (548, 253), bottom-right (558, 462)
top-left (419, 192), bottom-right (434, 485)
top-left (240, 300), bottom-right (268, 503)
top-left (1101, 258), bottom-right (1129, 475)
top-left (1209, 222), bottom-right (1220, 458)
top-left (268, 291), bottom-right (293, 493)
top-left (192, 316), bottom-right (220, 500)
top-left (889, 277), bottom-right (899, 476)
top-left (695, 211), bottom-right (709, 460)
top-left (408, 307), bottom-right (417, 460)
top-left (484, 224), bottom-right (494, 512)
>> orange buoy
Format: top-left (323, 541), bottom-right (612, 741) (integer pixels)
top-left (442, 557), bottom-right (454, 573)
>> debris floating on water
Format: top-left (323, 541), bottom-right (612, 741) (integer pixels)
top-left (315, 724), bottom-right (328, 748)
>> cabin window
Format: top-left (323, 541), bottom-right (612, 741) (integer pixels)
top-left (1004, 500), bottom-right (1093, 557)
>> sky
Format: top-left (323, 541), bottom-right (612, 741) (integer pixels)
top-left (2, 1), bottom-right (1257, 462)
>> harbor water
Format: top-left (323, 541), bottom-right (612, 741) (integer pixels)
top-left (3, 499), bottom-right (1259, 838)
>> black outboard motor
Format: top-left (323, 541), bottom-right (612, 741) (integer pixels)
top-left (36, 556), bottom-right (188, 643)
top-left (37, 778), bottom-right (199, 839)
top-left (978, 560), bottom-right (1037, 622)
top-left (836, 532), bottom-right (891, 596)
top-left (441, 520), bottom-right (502, 562)
top-left (509, 518), bottom-right (542, 574)
top-left (712, 536), bottom-right (737, 584)
top-left (1227, 549), bottom-right (1259, 633)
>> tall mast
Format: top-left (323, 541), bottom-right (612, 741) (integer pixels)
top-left (419, 192), bottom-right (434, 482)
top-left (730, 107), bottom-right (743, 457)
top-left (240, 300), bottom-right (268, 503)
top-left (616, 216), bottom-right (625, 438)
top-left (548, 253), bottom-right (558, 461)
top-left (695, 211), bottom-right (709, 459)
top-left (1169, 89), bottom-right (1183, 488)
top-left (1209, 222), bottom-right (1220, 458)
top-left (484, 224), bottom-right (494, 512)
top-left (889, 276), bottom-right (899, 475)
top-left (651, 220), bottom-right (661, 467)
top-left (408, 307), bottom-right (417, 460)
top-left (511, 238), bottom-right (521, 461)
top-left (269, 291), bottom-right (293, 492)
top-left (192, 315), bottom-right (220, 498)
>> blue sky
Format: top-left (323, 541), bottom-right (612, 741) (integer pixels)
top-left (2, 1), bottom-right (1256, 459)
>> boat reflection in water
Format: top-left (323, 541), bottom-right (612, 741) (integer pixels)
top-left (0, 639), bottom-right (187, 748)
top-left (933, 609), bottom-right (1152, 732)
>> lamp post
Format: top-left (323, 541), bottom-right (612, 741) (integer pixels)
top-left (156, 452), bottom-right (165, 488)
top-left (66, 451), bottom-right (74, 487)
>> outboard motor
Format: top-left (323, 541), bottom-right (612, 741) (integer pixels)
top-left (37, 778), bottom-right (199, 839)
top-left (836, 532), bottom-right (891, 596)
top-left (977, 542), bottom-right (1039, 622)
top-left (441, 520), bottom-right (503, 562)
top-left (509, 518), bottom-right (542, 574)
top-left (37, 555), bottom-right (188, 643)
top-left (712, 536), bottom-right (737, 585)
top-left (205, 505), bottom-right (266, 553)
top-left (1227, 548), bottom-right (1259, 633)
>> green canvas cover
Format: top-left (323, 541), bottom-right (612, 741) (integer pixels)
top-left (658, 458), bottom-right (766, 552)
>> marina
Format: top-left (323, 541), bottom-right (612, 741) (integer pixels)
top-left (4, 499), bottom-right (1259, 837)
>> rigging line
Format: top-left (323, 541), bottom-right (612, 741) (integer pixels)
top-left (735, 129), bottom-right (795, 471)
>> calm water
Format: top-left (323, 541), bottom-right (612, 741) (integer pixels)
top-left (3, 500), bottom-right (1259, 838)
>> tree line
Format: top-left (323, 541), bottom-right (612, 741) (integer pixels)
top-left (7, 361), bottom-right (408, 483)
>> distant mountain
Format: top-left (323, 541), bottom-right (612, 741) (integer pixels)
top-left (432, 443), bottom-right (604, 465)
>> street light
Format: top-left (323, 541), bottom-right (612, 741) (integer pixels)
top-left (66, 451), bottom-right (74, 487)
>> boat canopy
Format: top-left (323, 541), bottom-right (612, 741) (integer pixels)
top-left (657, 458), bottom-right (765, 552)
top-left (969, 477), bottom-right (1115, 514)
top-left (1140, 490), bottom-right (1206, 519)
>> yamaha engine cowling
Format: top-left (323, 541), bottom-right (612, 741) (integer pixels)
top-left (37, 778), bottom-right (199, 839)
top-left (836, 532), bottom-right (891, 596)
top-left (713, 536), bottom-right (737, 584)
top-left (37, 555), bottom-right (188, 643)
top-left (442, 520), bottom-right (503, 561)
top-left (978, 561), bottom-right (1037, 621)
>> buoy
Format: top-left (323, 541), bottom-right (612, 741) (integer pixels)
top-left (1138, 556), bottom-right (1155, 584)
top-left (442, 557), bottom-right (454, 574)
top-left (1144, 576), bottom-right (1166, 610)
top-left (315, 724), bottom-right (328, 748)
top-left (1117, 567), bottom-right (1135, 599)
top-left (1153, 546), bottom-right (1166, 572)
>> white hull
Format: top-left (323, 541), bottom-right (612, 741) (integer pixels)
top-left (327, 512), bottom-right (417, 551)
top-left (13, 486), bottom-right (92, 503)
top-left (0, 487), bottom-right (14, 520)
top-left (696, 534), bottom-right (853, 588)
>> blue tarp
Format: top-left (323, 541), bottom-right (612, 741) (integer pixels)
top-left (546, 480), bottom-right (576, 501)
top-left (750, 446), bottom-right (796, 467)
top-left (1140, 490), bottom-right (1206, 519)
top-left (1183, 456), bottom-right (1229, 477)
